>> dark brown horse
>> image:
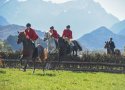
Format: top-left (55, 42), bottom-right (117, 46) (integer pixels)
top-left (104, 41), bottom-right (111, 54)
top-left (17, 32), bottom-right (48, 73)
top-left (0, 55), bottom-right (4, 68)
top-left (104, 41), bottom-right (121, 56)
top-left (0, 59), bottom-right (4, 68)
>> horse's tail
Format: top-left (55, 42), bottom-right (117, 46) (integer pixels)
top-left (73, 40), bottom-right (82, 51)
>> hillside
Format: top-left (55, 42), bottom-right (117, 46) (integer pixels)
top-left (0, 24), bottom-right (44, 40)
top-left (78, 26), bottom-right (125, 50)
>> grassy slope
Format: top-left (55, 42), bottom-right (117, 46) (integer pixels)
top-left (0, 68), bottom-right (125, 90)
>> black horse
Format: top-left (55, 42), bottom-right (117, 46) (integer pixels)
top-left (58, 37), bottom-right (82, 57)
top-left (72, 40), bottom-right (82, 56)
top-left (104, 41), bottom-right (121, 56)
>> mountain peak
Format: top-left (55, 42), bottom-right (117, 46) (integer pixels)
top-left (111, 19), bottom-right (125, 33)
top-left (92, 26), bottom-right (113, 35)
top-left (97, 26), bottom-right (108, 30)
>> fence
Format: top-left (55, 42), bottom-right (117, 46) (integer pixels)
top-left (1, 59), bottom-right (125, 73)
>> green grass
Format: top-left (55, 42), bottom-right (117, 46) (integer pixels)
top-left (0, 68), bottom-right (125, 90)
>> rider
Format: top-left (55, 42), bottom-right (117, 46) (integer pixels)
top-left (49, 26), bottom-right (59, 48)
top-left (62, 25), bottom-right (73, 45)
top-left (62, 25), bottom-right (74, 54)
top-left (25, 23), bottom-right (39, 47)
top-left (109, 37), bottom-right (115, 54)
top-left (49, 26), bottom-right (59, 41)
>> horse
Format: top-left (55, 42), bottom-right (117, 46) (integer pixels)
top-left (114, 49), bottom-right (121, 56)
top-left (0, 59), bottom-right (4, 68)
top-left (17, 31), bottom-right (48, 74)
top-left (0, 55), bottom-right (5, 68)
top-left (44, 31), bottom-right (82, 56)
top-left (104, 41), bottom-right (111, 54)
top-left (104, 41), bottom-right (121, 56)
top-left (72, 40), bottom-right (82, 56)
top-left (44, 31), bottom-right (58, 54)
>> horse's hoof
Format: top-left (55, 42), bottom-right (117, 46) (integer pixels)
top-left (32, 71), bottom-right (35, 74)
top-left (20, 68), bottom-right (24, 71)
top-left (23, 69), bottom-right (26, 72)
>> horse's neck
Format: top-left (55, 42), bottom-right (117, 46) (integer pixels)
top-left (47, 37), bottom-right (57, 53)
top-left (23, 40), bottom-right (34, 49)
top-left (48, 37), bottom-right (55, 44)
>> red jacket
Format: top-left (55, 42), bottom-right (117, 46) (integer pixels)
top-left (62, 29), bottom-right (72, 39)
top-left (49, 29), bottom-right (59, 39)
top-left (25, 28), bottom-right (38, 41)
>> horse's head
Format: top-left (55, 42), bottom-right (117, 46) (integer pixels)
top-left (17, 32), bottom-right (26, 44)
top-left (43, 31), bottom-right (51, 41)
top-left (104, 41), bottom-right (109, 49)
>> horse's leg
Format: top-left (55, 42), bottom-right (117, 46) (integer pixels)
top-left (76, 50), bottom-right (77, 56)
top-left (42, 60), bottom-right (47, 74)
top-left (23, 59), bottom-right (28, 72)
top-left (32, 58), bottom-right (36, 74)
top-left (19, 58), bottom-right (22, 70)
top-left (56, 54), bottom-right (61, 70)
top-left (72, 50), bottom-right (74, 56)
top-left (19, 55), bottom-right (23, 70)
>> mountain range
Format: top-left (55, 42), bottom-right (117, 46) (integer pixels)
top-left (0, 0), bottom-right (125, 51)
top-left (0, 0), bottom-right (119, 39)
top-left (78, 26), bottom-right (125, 50)
top-left (0, 24), bottom-right (44, 40)
top-left (0, 23), bottom-right (125, 51)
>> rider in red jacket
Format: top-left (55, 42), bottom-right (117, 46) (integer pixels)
top-left (62, 25), bottom-right (72, 40)
top-left (49, 26), bottom-right (59, 48)
top-left (25, 23), bottom-right (38, 41)
top-left (49, 26), bottom-right (59, 41)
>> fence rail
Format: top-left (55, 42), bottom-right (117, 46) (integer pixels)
top-left (1, 59), bottom-right (125, 73)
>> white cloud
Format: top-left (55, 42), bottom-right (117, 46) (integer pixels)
top-left (43, 0), bottom-right (72, 3)
top-left (94, 0), bottom-right (125, 20)
top-left (18, 0), bottom-right (27, 2)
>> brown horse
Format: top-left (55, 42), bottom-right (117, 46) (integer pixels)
top-left (104, 41), bottom-right (111, 54)
top-left (17, 32), bottom-right (48, 73)
top-left (0, 55), bottom-right (4, 68)
top-left (0, 59), bottom-right (4, 68)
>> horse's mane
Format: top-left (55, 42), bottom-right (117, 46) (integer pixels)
top-left (19, 31), bottom-right (24, 35)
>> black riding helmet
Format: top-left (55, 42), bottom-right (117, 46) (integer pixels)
top-left (110, 37), bottom-right (113, 40)
top-left (66, 25), bottom-right (70, 28)
top-left (50, 26), bottom-right (54, 29)
top-left (26, 23), bottom-right (31, 27)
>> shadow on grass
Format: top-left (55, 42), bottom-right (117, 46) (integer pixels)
top-left (35, 73), bottom-right (56, 77)
top-left (72, 70), bottom-right (125, 74)
top-left (0, 70), bottom-right (6, 74)
top-left (72, 71), bottom-right (97, 74)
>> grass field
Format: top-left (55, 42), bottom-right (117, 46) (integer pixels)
top-left (0, 68), bottom-right (125, 90)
